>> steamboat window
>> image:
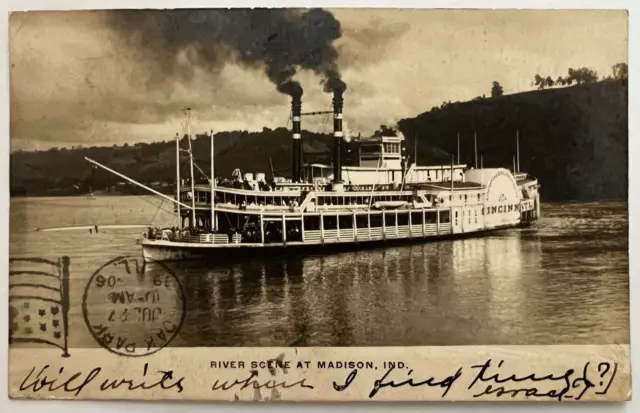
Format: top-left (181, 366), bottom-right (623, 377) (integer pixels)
top-left (411, 211), bottom-right (423, 225)
top-left (384, 143), bottom-right (400, 153)
top-left (474, 210), bottom-right (478, 224)
top-left (464, 194), bottom-right (468, 202)
top-left (384, 212), bottom-right (396, 226)
top-left (440, 211), bottom-right (450, 223)
top-left (449, 195), bottom-right (452, 201)
top-left (478, 193), bottom-right (481, 201)
top-left (425, 211), bottom-right (437, 223)
top-left (370, 214), bottom-right (383, 228)
top-left (323, 215), bottom-right (337, 230)
top-left (356, 215), bottom-right (369, 228)
top-left (397, 211), bottom-right (409, 226)
top-left (339, 215), bottom-right (353, 229)
top-left (304, 216), bottom-right (320, 231)
top-left (454, 211), bottom-right (459, 226)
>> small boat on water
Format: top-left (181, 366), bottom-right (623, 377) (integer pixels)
top-left (86, 87), bottom-right (540, 263)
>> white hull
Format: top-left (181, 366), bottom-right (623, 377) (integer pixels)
top-left (140, 216), bottom-right (536, 263)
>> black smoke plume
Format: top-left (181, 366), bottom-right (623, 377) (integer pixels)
top-left (107, 8), bottom-right (346, 96)
top-left (278, 80), bottom-right (303, 98)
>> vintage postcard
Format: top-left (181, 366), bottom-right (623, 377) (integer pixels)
top-left (8, 8), bottom-right (630, 402)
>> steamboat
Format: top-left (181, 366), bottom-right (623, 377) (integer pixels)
top-left (86, 88), bottom-right (540, 263)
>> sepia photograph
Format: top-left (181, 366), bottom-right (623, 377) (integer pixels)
top-left (7, 7), bottom-right (630, 402)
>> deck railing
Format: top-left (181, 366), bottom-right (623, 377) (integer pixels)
top-left (304, 223), bottom-right (451, 243)
top-left (179, 234), bottom-right (230, 244)
top-left (161, 221), bottom-right (453, 246)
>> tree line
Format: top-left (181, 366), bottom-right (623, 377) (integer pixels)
top-left (430, 62), bottom-right (628, 110)
top-left (532, 62), bottom-right (627, 90)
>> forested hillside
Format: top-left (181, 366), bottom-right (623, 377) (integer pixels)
top-left (11, 79), bottom-right (627, 201)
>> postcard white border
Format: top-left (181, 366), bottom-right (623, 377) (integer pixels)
top-left (1, 0), bottom-right (637, 412)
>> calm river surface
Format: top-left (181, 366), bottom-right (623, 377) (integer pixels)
top-left (9, 196), bottom-right (629, 347)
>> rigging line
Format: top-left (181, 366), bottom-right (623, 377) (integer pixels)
top-left (192, 160), bottom-right (209, 181)
top-left (149, 198), bottom-right (166, 225)
top-left (179, 152), bottom-right (208, 183)
top-left (180, 143), bottom-right (209, 180)
top-left (134, 193), bottom-right (176, 216)
top-left (322, 102), bottom-right (332, 133)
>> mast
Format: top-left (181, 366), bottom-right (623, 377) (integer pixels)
top-left (516, 128), bottom-right (521, 173)
top-left (513, 155), bottom-right (516, 173)
top-left (457, 132), bottom-right (460, 164)
top-left (210, 130), bottom-right (216, 231)
top-left (414, 132), bottom-right (418, 166)
top-left (481, 154), bottom-right (484, 195)
top-left (450, 155), bottom-right (454, 193)
top-left (269, 156), bottom-right (275, 181)
top-left (175, 133), bottom-right (181, 230)
top-left (184, 108), bottom-right (196, 228)
top-left (474, 130), bottom-right (478, 168)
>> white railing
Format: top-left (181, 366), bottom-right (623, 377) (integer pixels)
top-left (180, 234), bottom-right (230, 244)
top-left (301, 222), bottom-right (452, 243)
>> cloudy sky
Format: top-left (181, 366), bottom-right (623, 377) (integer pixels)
top-left (10, 8), bottom-right (628, 151)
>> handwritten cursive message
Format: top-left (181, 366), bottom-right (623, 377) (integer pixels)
top-left (19, 363), bottom-right (184, 396)
top-left (15, 357), bottom-right (620, 401)
top-left (331, 359), bottom-right (618, 401)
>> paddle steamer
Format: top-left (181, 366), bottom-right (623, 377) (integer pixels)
top-left (86, 88), bottom-right (540, 262)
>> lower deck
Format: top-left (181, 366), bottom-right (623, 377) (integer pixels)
top-left (139, 219), bottom-right (537, 263)
top-left (143, 198), bottom-right (538, 247)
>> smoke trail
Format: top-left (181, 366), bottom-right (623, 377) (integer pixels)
top-left (107, 8), bottom-right (346, 95)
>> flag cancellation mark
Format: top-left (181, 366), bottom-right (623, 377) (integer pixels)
top-left (9, 256), bottom-right (71, 357)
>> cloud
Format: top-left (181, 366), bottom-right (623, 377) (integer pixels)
top-left (9, 9), bottom-right (628, 151)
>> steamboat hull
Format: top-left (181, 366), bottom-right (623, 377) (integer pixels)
top-left (139, 221), bottom-right (535, 264)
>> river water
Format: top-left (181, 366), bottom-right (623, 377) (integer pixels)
top-left (9, 196), bottom-right (629, 347)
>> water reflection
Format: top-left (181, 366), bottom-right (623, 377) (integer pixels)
top-left (169, 230), bottom-right (574, 347)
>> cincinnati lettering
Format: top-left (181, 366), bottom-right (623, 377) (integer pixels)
top-left (482, 204), bottom-right (520, 215)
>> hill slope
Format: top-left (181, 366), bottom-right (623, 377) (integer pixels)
top-left (11, 80), bottom-right (627, 201)
top-left (398, 80), bottom-right (628, 201)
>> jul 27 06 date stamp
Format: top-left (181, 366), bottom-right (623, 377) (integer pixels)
top-left (82, 256), bottom-right (186, 357)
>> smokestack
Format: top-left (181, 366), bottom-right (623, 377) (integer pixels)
top-left (291, 94), bottom-right (303, 183)
top-left (332, 88), bottom-right (344, 188)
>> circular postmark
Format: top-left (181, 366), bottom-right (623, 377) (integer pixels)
top-left (82, 256), bottom-right (186, 357)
